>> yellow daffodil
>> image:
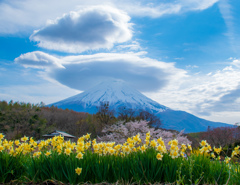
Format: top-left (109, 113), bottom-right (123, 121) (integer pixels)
top-left (211, 152), bottom-right (216, 159)
top-left (76, 152), bottom-right (83, 159)
top-left (85, 133), bottom-right (91, 140)
top-left (188, 144), bottom-right (192, 151)
top-left (224, 157), bottom-right (231, 164)
top-left (171, 139), bottom-right (178, 146)
top-left (64, 148), bottom-right (72, 155)
top-left (57, 149), bottom-right (62, 154)
top-left (114, 144), bottom-right (121, 150)
top-left (102, 147), bottom-right (109, 155)
top-left (157, 145), bottom-right (166, 153)
top-left (21, 136), bottom-right (29, 142)
top-left (150, 140), bottom-right (157, 147)
top-left (85, 142), bottom-right (91, 149)
top-left (234, 145), bottom-right (240, 150)
top-left (200, 140), bottom-right (207, 146)
top-left (45, 151), bottom-right (52, 157)
top-left (156, 153), bottom-right (163, 160)
top-left (128, 142), bottom-right (134, 148)
top-left (125, 146), bottom-right (131, 153)
top-left (14, 140), bottom-right (20, 146)
top-left (33, 151), bottom-right (41, 158)
top-left (146, 131), bottom-right (150, 137)
top-left (75, 167), bottom-right (82, 175)
top-left (93, 144), bottom-right (99, 151)
top-left (181, 144), bottom-right (187, 150)
top-left (109, 148), bottom-right (115, 155)
top-left (133, 135), bottom-right (139, 143)
top-left (92, 139), bottom-right (96, 145)
top-left (157, 137), bottom-right (165, 146)
top-left (0, 145), bottom-right (4, 152)
top-left (140, 144), bottom-right (147, 152)
top-left (213, 147), bottom-right (222, 155)
top-left (170, 150), bottom-right (179, 159)
top-left (9, 148), bottom-right (14, 155)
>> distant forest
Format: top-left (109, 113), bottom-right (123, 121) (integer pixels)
top-left (0, 100), bottom-right (161, 140)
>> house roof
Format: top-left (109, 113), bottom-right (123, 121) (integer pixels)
top-left (42, 130), bottom-right (75, 138)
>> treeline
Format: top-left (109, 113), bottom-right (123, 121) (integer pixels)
top-left (0, 101), bottom-right (162, 140)
top-left (0, 100), bottom-right (47, 140)
top-left (188, 126), bottom-right (240, 152)
top-left (200, 126), bottom-right (240, 154)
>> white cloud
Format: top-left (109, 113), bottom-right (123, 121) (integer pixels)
top-left (0, 0), bottom-right (81, 34)
top-left (145, 59), bottom-right (240, 124)
top-left (116, 41), bottom-right (142, 51)
top-left (186, 65), bottom-right (199, 69)
top-left (15, 51), bottom-right (187, 92)
top-left (232, 59), bottom-right (240, 68)
top-left (112, 0), bottom-right (219, 18)
top-left (179, 0), bottom-right (219, 11)
top-left (0, 0), bottom-right (219, 34)
top-left (121, 2), bottom-right (182, 18)
top-left (14, 51), bottom-right (64, 69)
top-left (30, 6), bottom-right (132, 53)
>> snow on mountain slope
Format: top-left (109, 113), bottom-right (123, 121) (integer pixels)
top-left (49, 80), bottom-right (232, 133)
top-left (51, 80), bottom-right (168, 114)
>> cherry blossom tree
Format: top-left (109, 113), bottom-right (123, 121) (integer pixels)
top-left (97, 120), bottom-right (191, 148)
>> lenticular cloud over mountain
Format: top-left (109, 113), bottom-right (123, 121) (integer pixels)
top-left (15, 51), bottom-right (187, 92)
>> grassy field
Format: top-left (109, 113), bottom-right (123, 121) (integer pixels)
top-left (0, 133), bottom-right (240, 184)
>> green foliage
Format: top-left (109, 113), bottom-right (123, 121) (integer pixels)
top-left (0, 151), bottom-right (25, 183)
top-left (0, 149), bottom-right (239, 184)
top-left (178, 154), bottom-right (230, 184)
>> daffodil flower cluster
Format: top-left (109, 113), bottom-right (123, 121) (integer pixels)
top-left (207, 146), bottom-right (222, 160)
top-left (199, 140), bottom-right (212, 154)
top-left (168, 139), bottom-right (180, 159)
top-left (231, 145), bottom-right (240, 158)
top-left (0, 132), bottom-right (239, 167)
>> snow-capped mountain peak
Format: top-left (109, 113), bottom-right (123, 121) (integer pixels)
top-left (51, 80), bottom-right (168, 113)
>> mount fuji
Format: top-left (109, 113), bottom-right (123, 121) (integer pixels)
top-left (49, 80), bottom-right (231, 133)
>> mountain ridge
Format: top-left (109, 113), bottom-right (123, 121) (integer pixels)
top-left (49, 80), bottom-right (232, 133)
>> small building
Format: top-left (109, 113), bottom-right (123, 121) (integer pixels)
top-left (42, 130), bottom-right (75, 141)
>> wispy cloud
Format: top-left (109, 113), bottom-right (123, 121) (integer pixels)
top-left (218, 0), bottom-right (240, 54)
top-left (186, 65), bottom-right (199, 69)
top-left (0, 83), bottom-right (80, 104)
top-left (115, 41), bottom-right (142, 51)
top-left (179, 0), bottom-right (219, 11)
top-left (0, 0), bottom-right (219, 34)
top-left (122, 0), bottom-right (219, 17)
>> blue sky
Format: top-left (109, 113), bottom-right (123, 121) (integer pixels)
top-left (0, 0), bottom-right (240, 124)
